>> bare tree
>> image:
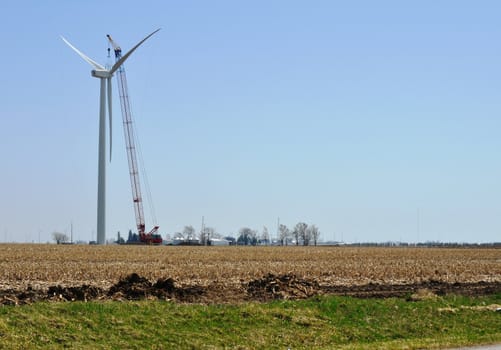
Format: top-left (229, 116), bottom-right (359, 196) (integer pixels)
top-left (237, 227), bottom-right (257, 246)
top-left (183, 225), bottom-right (195, 240)
top-left (206, 227), bottom-right (216, 244)
top-left (278, 224), bottom-right (290, 246)
top-left (293, 222), bottom-right (308, 246)
top-left (302, 224), bottom-right (312, 246)
top-left (173, 232), bottom-right (184, 239)
top-left (199, 228), bottom-right (206, 245)
top-left (200, 227), bottom-right (215, 245)
top-left (52, 232), bottom-right (69, 244)
top-left (307, 225), bottom-right (320, 246)
top-left (261, 226), bottom-right (270, 245)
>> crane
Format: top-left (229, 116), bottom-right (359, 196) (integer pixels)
top-left (107, 34), bottom-right (162, 245)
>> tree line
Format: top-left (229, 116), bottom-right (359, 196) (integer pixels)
top-left (52, 222), bottom-right (322, 245)
top-left (172, 222), bottom-right (321, 246)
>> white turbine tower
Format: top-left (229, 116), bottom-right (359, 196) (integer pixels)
top-left (61, 29), bottom-right (160, 245)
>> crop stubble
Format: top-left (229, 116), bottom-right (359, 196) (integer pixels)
top-left (0, 245), bottom-right (499, 303)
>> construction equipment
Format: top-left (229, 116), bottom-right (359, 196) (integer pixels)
top-left (107, 34), bottom-right (162, 245)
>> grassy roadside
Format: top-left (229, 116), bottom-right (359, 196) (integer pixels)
top-left (0, 294), bottom-right (500, 349)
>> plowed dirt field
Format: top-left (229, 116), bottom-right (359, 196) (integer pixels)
top-left (0, 245), bottom-right (499, 304)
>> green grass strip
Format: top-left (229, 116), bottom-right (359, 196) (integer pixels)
top-left (0, 294), bottom-right (500, 349)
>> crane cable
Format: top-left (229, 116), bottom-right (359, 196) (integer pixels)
top-left (133, 114), bottom-right (158, 227)
top-left (107, 33), bottom-right (158, 230)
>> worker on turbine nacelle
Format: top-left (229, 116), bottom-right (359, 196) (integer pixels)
top-left (106, 34), bottom-right (122, 58)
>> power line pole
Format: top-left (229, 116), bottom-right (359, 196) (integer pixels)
top-left (276, 217), bottom-right (280, 242)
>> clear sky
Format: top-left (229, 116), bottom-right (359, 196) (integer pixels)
top-left (1, 1), bottom-right (500, 243)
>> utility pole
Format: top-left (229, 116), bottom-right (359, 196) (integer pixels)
top-left (417, 208), bottom-right (420, 244)
top-left (276, 217), bottom-right (280, 243)
top-left (201, 216), bottom-right (205, 245)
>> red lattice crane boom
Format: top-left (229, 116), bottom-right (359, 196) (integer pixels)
top-left (107, 34), bottom-right (161, 244)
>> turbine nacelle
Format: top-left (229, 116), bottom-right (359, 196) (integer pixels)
top-left (92, 70), bottom-right (112, 79)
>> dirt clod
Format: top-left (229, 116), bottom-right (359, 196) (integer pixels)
top-left (1, 273), bottom-right (501, 305)
top-left (247, 273), bottom-right (320, 301)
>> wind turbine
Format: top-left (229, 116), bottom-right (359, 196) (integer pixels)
top-left (61, 29), bottom-right (160, 244)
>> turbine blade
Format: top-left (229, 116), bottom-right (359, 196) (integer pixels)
top-left (109, 28), bottom-right (161, 74)
top-left (107, 77), bottom-right (113, 162)
top-left (61, 36), bottom-right (105, 70)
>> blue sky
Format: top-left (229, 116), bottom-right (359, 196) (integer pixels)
top-left (1, 1), bottom-right (500, 243)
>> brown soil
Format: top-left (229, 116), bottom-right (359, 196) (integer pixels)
top-left (1, 273), bottom-right (501, 305)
